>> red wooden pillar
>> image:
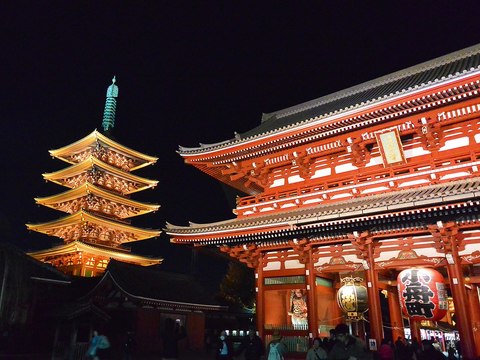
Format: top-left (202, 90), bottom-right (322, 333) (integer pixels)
top-left (446, 251), bottom-right (476, 359)
top-left (256, 255), bottom-right (265, 340)
top-left (387, 288), bottom-right (405, 342)
top-left (467, 284), bottom-right (480, 357)
top-left (430, 222), bottom-right (476, 360)
top-left (365, 242), bottom-right (383, 346)
top-left (409, 319), bottom-right (421, 343)
top-left (306, 248), bottom-right (318, 339)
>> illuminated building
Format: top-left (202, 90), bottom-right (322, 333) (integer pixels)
top-left (166, 45), bottom-right (480, 359)
top-left (27, 78), bottom-right (162, 276)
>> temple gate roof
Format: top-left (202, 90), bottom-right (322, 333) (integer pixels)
top-left (178, 43), bottom-right (480, 154)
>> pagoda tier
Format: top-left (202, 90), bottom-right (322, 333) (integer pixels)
top-left (28, 241), bottom-right (162, 277)
top-left (27, 210), bottom-right (160, 245)
top-left (168, 45), bottom-right (480, 358)
top-left (34, 182), bottom-right (160, 219)
top-left (42, 156), bottom-right (158, 195)
top-left (49, 129), bottom-right (158, 171)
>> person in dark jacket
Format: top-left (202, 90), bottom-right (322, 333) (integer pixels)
top-left (417, 339), bottom-right (447, 360)
top-left (237, 326), bottom-right (265, 360)
top-left (327, 324), bottom-right (372, 360)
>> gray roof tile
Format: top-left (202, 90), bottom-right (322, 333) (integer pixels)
top-left (239, 44), bottom-right (480, 139)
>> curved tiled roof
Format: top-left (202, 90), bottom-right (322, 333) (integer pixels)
top-left (92, 260), bottom-right (225, 310)
top-left (165, 178), bottom-right (480, 236)
top-left (179, 43), bottom-right (480, 153)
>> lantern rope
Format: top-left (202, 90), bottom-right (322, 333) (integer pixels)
top-left (361, 317), bottom-right (405, 331)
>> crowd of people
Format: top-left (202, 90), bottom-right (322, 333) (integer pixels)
top-left (216, 323), bottom-right (459, 360)
top-left (378, 335), bottom-right (460, 360)
top-left (86, 323), bottom-right (460, 360)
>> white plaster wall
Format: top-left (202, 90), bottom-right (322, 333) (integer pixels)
top-left (335, 163), bottom-right (358, 174)
top-left (459, 243), bottom-right (480, 256)
top-left (403, 147), bottom-right (430, 158)
top-left (284, 259), bottom-right (305, 269)
top-left (375, 250), bottom-right (400, 262)
top-left (288, 175), bottom-right (304, 184)
top-left (263, 261), bottom-right (282, 271)
top-left (311, 168), bottom-right (332, 179)
top-left (366, 156), bottom-right (383, 167)
top-left (439, 137), bottom-right (469, 151)
top-left (270, 178), bottom-right (285, 188)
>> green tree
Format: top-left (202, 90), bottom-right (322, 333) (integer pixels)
top-left (217, 261), bottom-right (255, 311)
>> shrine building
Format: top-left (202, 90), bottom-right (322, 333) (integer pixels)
top-left (166, 44), bottom-right (480, 359)
top-left (27, 77), bottom-right (162, 276)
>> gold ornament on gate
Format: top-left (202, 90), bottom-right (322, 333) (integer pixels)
top-left (336, 277), bottom-right (368, 320)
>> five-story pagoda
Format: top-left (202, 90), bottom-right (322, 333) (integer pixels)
top-left (27, 77), bottom-right (162, 276)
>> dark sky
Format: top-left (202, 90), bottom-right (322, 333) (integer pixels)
top-left (1, 2), bottom-right (480, 262)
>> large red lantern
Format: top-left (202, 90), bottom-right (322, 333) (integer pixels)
top-left (397, 268), bottom-right (447, 321)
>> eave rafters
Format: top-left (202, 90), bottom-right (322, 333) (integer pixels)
top-left (35, 182), bottom-right (160, 218)
top-left (181, 74), bottom-right (480, 164)
top-left (166, 196), bottom-right (480, 247)
top-left (50, 130), bottom-right (158, 170)
top-left (43, 156), bottom-right (158, 194)
top-left (28, 241), bottom-right (163, 266)
top-left (27, 210), bottom-right (161, 243)
top-left (178, 76), bottom-right (480, 196)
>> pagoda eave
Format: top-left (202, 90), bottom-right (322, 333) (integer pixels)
top-left (28, 241), bottom-right (163, 267)
top-left (49, 130), bottom-right (158, 170)
top-left (42, 156), bottom-right (158, 194)
top-left (27, 210), bottom-right (161, 242)
top-left (34, 182), bottom-right (160, 218)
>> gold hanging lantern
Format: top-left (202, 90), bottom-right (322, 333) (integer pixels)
top-left (337, 277), bottom-right (368, 320)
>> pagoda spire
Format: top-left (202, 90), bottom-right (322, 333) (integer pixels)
top-left (102, 76), bottom-right (119, 133)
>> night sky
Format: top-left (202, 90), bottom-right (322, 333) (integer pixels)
top-left (2, 2), bottom-right (480, 266)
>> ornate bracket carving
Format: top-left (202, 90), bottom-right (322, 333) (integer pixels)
top-left (288, 238), bottom-right (311, 264)
top-left (220, 244), bottom-right (262, 268)
top-left (345, 137), bottom-right (370, 168)
top-left (348, 231), bottom-right (373, 261)
top-left (222, 161), bottom-right (272, 188)
top-left (291, 151), bottom-right (313, 180)
top-left (427, 221), bottom-right (465, 254)
top-left (416, 117), bottom-right (444, 152)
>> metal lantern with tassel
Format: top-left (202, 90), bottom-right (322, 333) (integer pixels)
top-left (337, 277), bottom-right (368, 320)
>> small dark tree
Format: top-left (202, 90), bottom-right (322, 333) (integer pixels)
top-left (217, 261), bottom-right (255, 311)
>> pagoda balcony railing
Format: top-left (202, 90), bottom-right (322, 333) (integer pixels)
top-left (235, 151), bottom-right (480, 217)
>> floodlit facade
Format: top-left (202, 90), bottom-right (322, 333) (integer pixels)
top-left (166, 45), bottom-right (480, 359)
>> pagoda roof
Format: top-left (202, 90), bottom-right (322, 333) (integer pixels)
top-left (28, 240), bottom-right (163, 266)
top-left (43, 156), bottom-right (158, 194)
top-left (165, 177), bottom-right (480, 244)
top-left (49, 130), bottom-right (158, 170)
top-left (178, 43), bottom-right (480, 154)
top-left (81, 259), bottom-right (226, 311)
top-left (35, 182), bottom-right (160, 218)
top-left (27, 210), bottom-right (161, 242)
